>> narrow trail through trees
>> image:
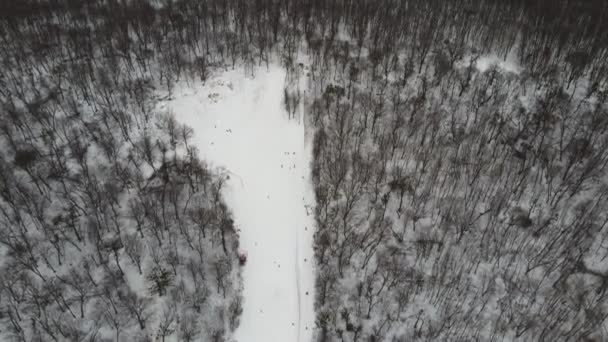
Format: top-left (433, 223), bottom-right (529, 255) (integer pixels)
top-left (164, 65), bottom-right (315, 342)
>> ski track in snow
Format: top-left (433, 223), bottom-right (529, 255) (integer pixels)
top-left (161, 66), bottom-right (315, 342)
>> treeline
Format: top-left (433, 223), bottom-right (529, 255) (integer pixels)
top-left (1, 0), bottom-right (607, 84)
top-left (1, 0), bottom-right (607, 341)
top-left (0, 0), bottom-right (249, 341)
top-left (309, 48), bottom-right (608, 341)
top-left (305, 2), bottom-right (608, 342)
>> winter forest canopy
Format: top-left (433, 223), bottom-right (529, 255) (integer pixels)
top-left (1, 0), bottom-right (608, 341)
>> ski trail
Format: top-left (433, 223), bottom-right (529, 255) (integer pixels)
top-left (164, 65), bottom-right (315, 342)
top-left (296, 233), bottom-right (302, 342)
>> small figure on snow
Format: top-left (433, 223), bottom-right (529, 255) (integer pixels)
top-left (238, 250), bottom-right (248, 266)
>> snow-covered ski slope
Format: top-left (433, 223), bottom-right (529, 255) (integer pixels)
top-left (162, 65), bottom-right (315, 342)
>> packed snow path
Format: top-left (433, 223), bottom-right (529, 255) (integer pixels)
top-left (162, 66), bottom-right (315, 342)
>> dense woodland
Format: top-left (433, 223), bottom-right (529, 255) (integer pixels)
top-left (1, 0), bottom-right (608, 341)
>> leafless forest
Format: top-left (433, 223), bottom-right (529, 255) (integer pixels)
top-left (1, 0), bottom-right (608, 341)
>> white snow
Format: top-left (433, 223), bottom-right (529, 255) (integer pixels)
top-left (475, 54), bottom-right (522, 74)
top-left (455, 52), bottom-right (522, 75)
top-left (160, 65), bottom-right (316, 342)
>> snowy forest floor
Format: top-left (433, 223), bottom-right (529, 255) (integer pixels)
top-left (158, 65), bottom-right (316, 342)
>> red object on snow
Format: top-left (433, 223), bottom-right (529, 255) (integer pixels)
top-left (238, 251), bottom-right (248, 265)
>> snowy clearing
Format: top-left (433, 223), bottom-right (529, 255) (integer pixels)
top-left (456, 53), bottom-right (522, 74)
top-left (159, 66), bottom-right (316, 342)
top-left (475, 54), bottom-right (522, 74)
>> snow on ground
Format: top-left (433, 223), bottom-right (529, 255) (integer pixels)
top-left (456, 52), bottom-right (522, 74)
top-left (475, 54), bottom-right (522, 74)
top-left (159, 65), bottom-right (315, 342)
